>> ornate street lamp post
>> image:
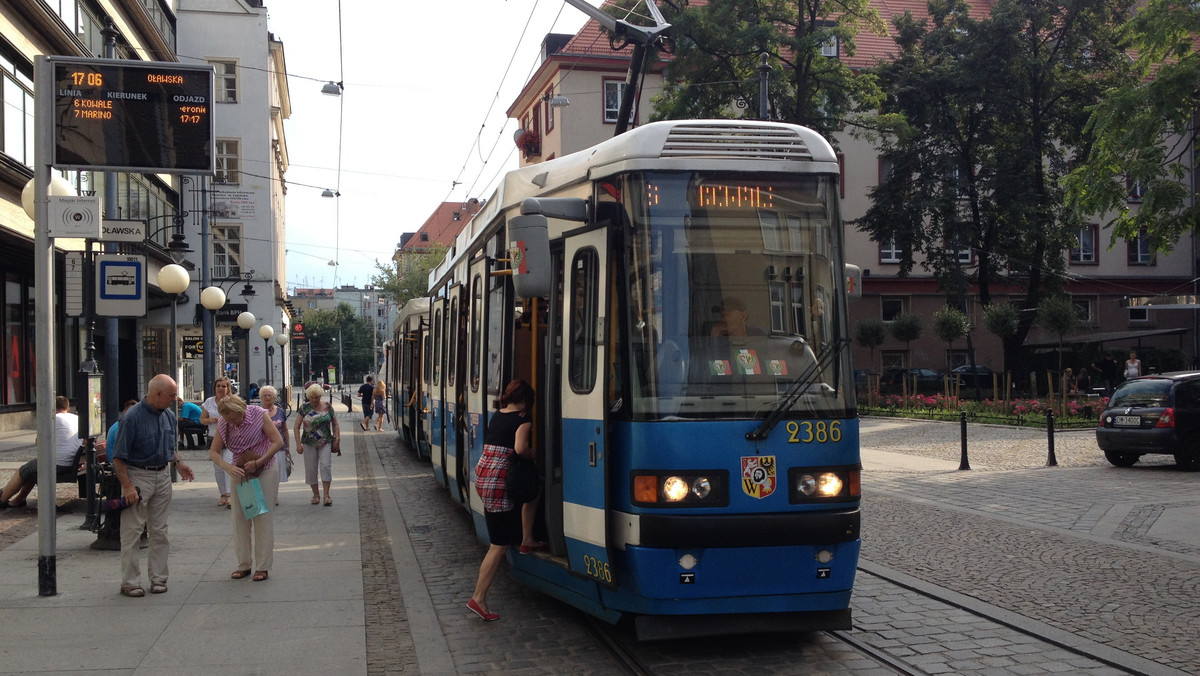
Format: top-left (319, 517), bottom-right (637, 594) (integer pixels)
top-left (258, 324), bottom-right (274, 387)
top-left (237, 311), bottom-right (256, 395)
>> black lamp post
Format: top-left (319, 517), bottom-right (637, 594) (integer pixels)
top-left (258, 324), bottom-right (274, 387)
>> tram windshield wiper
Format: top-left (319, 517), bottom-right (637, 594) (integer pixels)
top-left (745, 338), bottom-right (849, 441)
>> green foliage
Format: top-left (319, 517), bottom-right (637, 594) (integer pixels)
top-left (1064, 0), bottom-right (1200, 251)
top-left (371, 244), bottom-right (448, 308)
top-left (983, 302), bottom-right (1020, 339)
top-left (855, 319), bottom-right (887, 372)
top-left (625, 0), bottom-right (887, 141)
top-left (1036, 294), bottom-right (1081, 339)
top-left (888, 313), bottom-right (923, 346)
top-left (297, 302), bottom-right (376, 383)
top-left (932, 306), bottom-right (970, 345)
top-left (855, 0), bottom-right (1136, 358)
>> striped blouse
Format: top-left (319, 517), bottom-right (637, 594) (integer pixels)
top-left (217, 405), bottom-right (275, 470)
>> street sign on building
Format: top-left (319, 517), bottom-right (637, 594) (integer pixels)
top-left (181, 336), bottom-right (204, 359)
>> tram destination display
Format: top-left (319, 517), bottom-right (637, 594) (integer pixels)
top-left (52, 58), bottom-right (214, 174)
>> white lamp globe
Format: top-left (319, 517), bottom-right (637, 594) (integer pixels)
top-left (21, 175), bottom-right (76, 220)
top-left (200, 286), bottom-right (226, 311)
top-left (237, 311), bottom-right (256, 330)
top-left (275, 332), bottom-right (289, 346)
top-left (158, 264), bottom-right (190, 295)
top-left (258, 324), bottom-right (274, 340)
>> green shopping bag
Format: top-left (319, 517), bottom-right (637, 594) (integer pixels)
top-left (235, 477), bottom-right (270, 520)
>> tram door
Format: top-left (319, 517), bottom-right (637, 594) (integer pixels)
top-left (560, 228), bottom-right (613, 585)
top-left (429, 297), bottom-right (448, 486)
top-left (464, 261), bottom-right (489, 514)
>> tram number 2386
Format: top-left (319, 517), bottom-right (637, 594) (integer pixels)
top-left (785, 420), bottom-right (842, 444)
top-left (581, 554), bottom-right (613, 584)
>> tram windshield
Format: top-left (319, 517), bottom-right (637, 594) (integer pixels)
top-left (620, 171), bottom-right (853, 420)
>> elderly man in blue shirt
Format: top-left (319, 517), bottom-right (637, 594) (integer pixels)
top-left (111, 374), bottom-right (195, 597)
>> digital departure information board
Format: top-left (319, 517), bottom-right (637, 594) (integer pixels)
top-left (52, 58), bottom-right (214, 174)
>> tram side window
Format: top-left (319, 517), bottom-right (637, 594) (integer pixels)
top-left (433, 308), bottom-right (442, 387)
top-left (448, 296), bottom-right (459, 384)
top-left (471, 275), bottom-right (483, 392)
top-left (568, 248), bottom-right (600, 393)
top-left (423, 334), bottom-right (431, 384)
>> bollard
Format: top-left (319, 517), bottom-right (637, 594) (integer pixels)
top-left (958, 410), bottom-right (971, 470)
top-left (1046, 408), bottom-right (1057, 466)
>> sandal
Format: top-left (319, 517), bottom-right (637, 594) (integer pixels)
top-left (120, 585), bottom-right (145, 597)
top-left (230, 569), bottom-right (252, 580)
top-left (324, 497), bottom-right (332, 506)
top-left (150, 582), bottom-right (168, 594)
top-left (218, 495), bottom-right (230, 507)
top-left (252, 571), bottom-right (269, 582)
top-left (360, 421), bottom-right (368, 431)
top-left (311, 495), bottom-right (320, 505)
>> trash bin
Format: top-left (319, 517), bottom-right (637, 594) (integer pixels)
top-left (342, 393), bottom-right (353, 411)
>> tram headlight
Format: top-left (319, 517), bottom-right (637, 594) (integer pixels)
top-left (788, 467), bottom-right (859, 503)
top-left (663, 476), bottom-right (689, 502)
top-left (631, 471), bottom-right (728, 507)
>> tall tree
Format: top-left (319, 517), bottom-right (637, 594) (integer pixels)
top-left (1064, 0), bottom-right (1200, 250)
top-left (615, 0), bottom-right (887, 139)
top-left (371, 244), bottom-right (448, 307)
top-left (855, 0), bottom-right (1134, 376)
top-left (300, 303), bottom-right (375, 384)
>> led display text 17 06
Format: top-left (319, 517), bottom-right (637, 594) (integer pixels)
top-left (696, 183), bottom-right (776, 209)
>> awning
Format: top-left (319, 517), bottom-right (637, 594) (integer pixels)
top-left (1024, 327), bottom-right (1189, 349)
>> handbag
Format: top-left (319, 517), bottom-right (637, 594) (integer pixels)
top-left (285, 453), bottom-right (295, 479)
top-left (506, 453), bottom-right (540, 504)
top-left (235, 477), bottom-right (270, 520)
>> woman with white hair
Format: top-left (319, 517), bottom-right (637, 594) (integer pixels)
top-left (293, 383), bottom-right (340, 506)
top-left (258, 386), bottom-right (291, 485)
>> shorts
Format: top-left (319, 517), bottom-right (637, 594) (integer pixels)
top-left (18, 459), bottom-right (76, 484)
top-left (361, 400), bottom-right (372, 419)
top-left (484, 508), bottom-right (522, 546)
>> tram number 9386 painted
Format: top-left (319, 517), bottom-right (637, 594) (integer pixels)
top-left (785, 420), bottom-right (843, 444)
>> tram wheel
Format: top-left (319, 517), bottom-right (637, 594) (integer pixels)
top-left (1103, 450), bottom-right (1140, 467)
top-left (1174, 433), bottom-right (1200, 471)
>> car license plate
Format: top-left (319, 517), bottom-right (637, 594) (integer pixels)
top-left (1114, 415), bottom-right (1141, 427)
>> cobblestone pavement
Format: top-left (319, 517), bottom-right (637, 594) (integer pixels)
top-left (859, 417), bottom-right (1200, 675)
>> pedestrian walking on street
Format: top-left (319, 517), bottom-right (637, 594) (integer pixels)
top-left (295, 383), bottom-right (340, 506)
top-left (211, 395), bottom-right (283, 583)
top-left (201, 377), bottom-right (235, 507)
top-left (358, 376), bottom-right (375, 431)
top-left (468, 379), bottom-right (538, 622)
top-left (259, 386), bottom-right (292, 486)
top-left (1124, 351), bottom-right (1142, 381)
top-left (110, 375), bottom-right (195, 597)
top-left (372, 378), bottom-right (387, 431)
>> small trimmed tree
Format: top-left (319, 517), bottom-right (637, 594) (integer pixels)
top-left (888, 313), bottom-right (924, 353)
top-left (855, 319), bottom-right (887, 374)
top-left (1037, 295), bottom-right (1082, 374)
top-left (932, 307), bottom-right (970, 370)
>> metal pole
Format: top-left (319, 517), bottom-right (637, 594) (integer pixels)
top-left (102, 21), bottom-right (121, 428)
top-left (34, 55), bottom-right (59, 596)
top-left (170, 297), bottom-right (179, 482)
top-left (957, 410), bottom-right (971, 470)
top-left (338, 326), bottom-right (344, 386)
top-left (264, 337), bottom-right (271, 388)
top-left (201, 176), bottom-right (215, 399)
top-left (1046, 409), bottom-right (1057, 466)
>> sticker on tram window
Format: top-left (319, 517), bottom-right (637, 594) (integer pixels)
top-left (711, 360), bottom-right (731, 376)
top-left (768, 360), bottom-right (788, 376)
top-left (784, 420), bottom-right (843, 445)
top-left (735, 349), bottom-right (760, 375)
top-left (741, 455), bottom-right (776, 499)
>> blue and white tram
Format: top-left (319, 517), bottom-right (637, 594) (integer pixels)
top-left (388, 298), bottom-right (430, 458)
top-left (400, 120), bottom-right (861, 639)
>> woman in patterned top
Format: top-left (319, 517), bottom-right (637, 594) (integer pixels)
top-left (259, 386), bottom-right (291, 486)
top-left (294, 383), bottom-right (341, 506)
top-left (210, 395), bottom-right (284, 582)
top-left (468, 379), bottom-right (536, 622)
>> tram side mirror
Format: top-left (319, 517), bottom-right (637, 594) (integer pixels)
top-left (844, 264), bottom-right (862, 300)
top-left (509, 214), bottom-right (551, 298)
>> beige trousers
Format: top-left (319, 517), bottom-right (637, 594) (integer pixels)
top-left (229, 468), bottom-right (279, 572)
top-left (120, 466), bottom-right (174, 589)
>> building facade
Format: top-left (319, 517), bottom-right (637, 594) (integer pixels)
top-left (504, 2), bottom-right (1197, 388)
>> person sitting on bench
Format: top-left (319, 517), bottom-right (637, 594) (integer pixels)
top-left (0, 396), bottom-right (98, 509)
top-left (176, 396), bottom-right (207, 449)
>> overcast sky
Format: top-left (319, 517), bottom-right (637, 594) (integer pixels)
top-left (266, 0), bottom-right (602, 292)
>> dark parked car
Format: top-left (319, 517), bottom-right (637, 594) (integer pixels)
top-left (1096, 372), bottom-right (1200, 471)
top-left (880, 368), bottom-right (943, 394)
top-left (949, 365), bottom-right (996, 396)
